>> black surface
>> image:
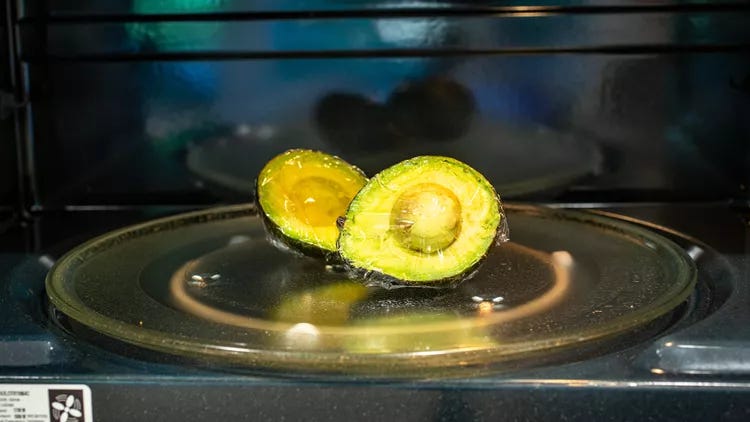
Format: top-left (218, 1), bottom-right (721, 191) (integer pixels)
top-left (88, 383), bottom-right (750, 422)
top-left (0, 3), bottom-right (18, 209)
top-left (589, 202), bottom-right (749, 255)
top-left (0, 212), bottom-right (22, 252)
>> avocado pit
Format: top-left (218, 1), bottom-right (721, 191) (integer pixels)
top-left (390, 183), bottom-right (462, 254)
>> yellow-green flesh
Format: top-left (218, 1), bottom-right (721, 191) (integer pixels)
top-left (339, 156), bottom-right (502, 282)
top-left (257, 149), bottom-right (367, 252)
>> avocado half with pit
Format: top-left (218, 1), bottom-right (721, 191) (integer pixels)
top-left (338, 156), bottom-right (507, 287)
top-left (256, 149), bottom-right (367, 258)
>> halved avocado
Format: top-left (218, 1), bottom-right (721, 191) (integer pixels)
top-left (256, 149), bottom-right (367, 257)
top-left (338, 156), bottom-right (506, 286)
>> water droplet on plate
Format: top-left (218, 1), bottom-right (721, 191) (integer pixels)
top-left (187, 273), bottom-right (222, 288)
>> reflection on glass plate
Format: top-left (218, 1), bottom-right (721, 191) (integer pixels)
top-left (186, 121), bottom-right (601, 199)
top-left (46, 205), bottom-right (695, 377)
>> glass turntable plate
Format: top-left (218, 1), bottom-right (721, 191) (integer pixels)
top-left (46, 204), bottom-right (696, 376)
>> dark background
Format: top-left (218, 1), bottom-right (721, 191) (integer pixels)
top-left (1, 5), bottom-right (17, 212)
top-left (4, 0), bottom-right (750, 210)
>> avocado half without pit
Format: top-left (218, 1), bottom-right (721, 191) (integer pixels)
top-left (338, 156), bottom-right (507, 287)
top-left (256, 149), bottom-right (367, 258)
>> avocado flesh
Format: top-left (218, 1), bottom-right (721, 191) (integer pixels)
top-left (338, 156), bottom-right (504, 285)
top-left (257, 149), bottom-right (367, 255)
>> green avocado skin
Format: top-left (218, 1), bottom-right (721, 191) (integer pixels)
top-left (337, 250), bottom-right (486, 289)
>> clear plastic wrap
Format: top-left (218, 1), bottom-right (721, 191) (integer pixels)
top-left (257, 151), bottom-right (509, 289)
top-left (337, 155), bottom-right (510, 288)
top-left (255, 149), bottom-right (367, 260)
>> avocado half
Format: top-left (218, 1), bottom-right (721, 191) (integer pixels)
top-left (256, 149), bottom-right (367, 257)
top-left (338, 156), bottom-right (507, 287)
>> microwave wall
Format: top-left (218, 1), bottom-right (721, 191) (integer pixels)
top-left (7, 1), bottom-right (750, 209)
top-left (1, 9), bottom-right (17, 211)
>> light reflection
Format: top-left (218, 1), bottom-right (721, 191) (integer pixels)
top-left (552, 250), bottom-right (573, 267)
top-left (410, 350), bottom-right (453, 357)
top-left (212, 345), bottom-right (252, 354)
top-left (284, 322), bottom-right (321, 349)
top-left (376, 18), bottom-right (448, 46)
top-left (38, 255), bottom-right (56, 269)
top-left (257, 125), bottom-right (275, 140)
top-left (187, 273), bottom-right (221, 288)
top-left (233, 123), bottom-right (275, 140)
top-left (537, 379), bottom-right (594, 387)
top-left (287, 322), bottom-right (320, 336)
top-left (489, 6), bottom-right (554, 18)
top-left (473, 295), bottom-right (506, 314)
top-left (686, 245), bottom-right (704, 261)
top-left (478, 301), bottom-right (493, 315)
top-left (235, 124), bottom-right (251, 137)
top-left (651, 368), bottom-right (666, 375)
top-left (374, 3), bottom-right (449, 46)
top-left (673, 343), bottom-right (723, 350)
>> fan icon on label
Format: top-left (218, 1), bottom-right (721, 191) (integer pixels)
top-left (51, 394), bottom-right (83, 422)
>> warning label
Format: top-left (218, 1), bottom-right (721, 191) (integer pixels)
top-left (0, 385), bottom-right (92, 422)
